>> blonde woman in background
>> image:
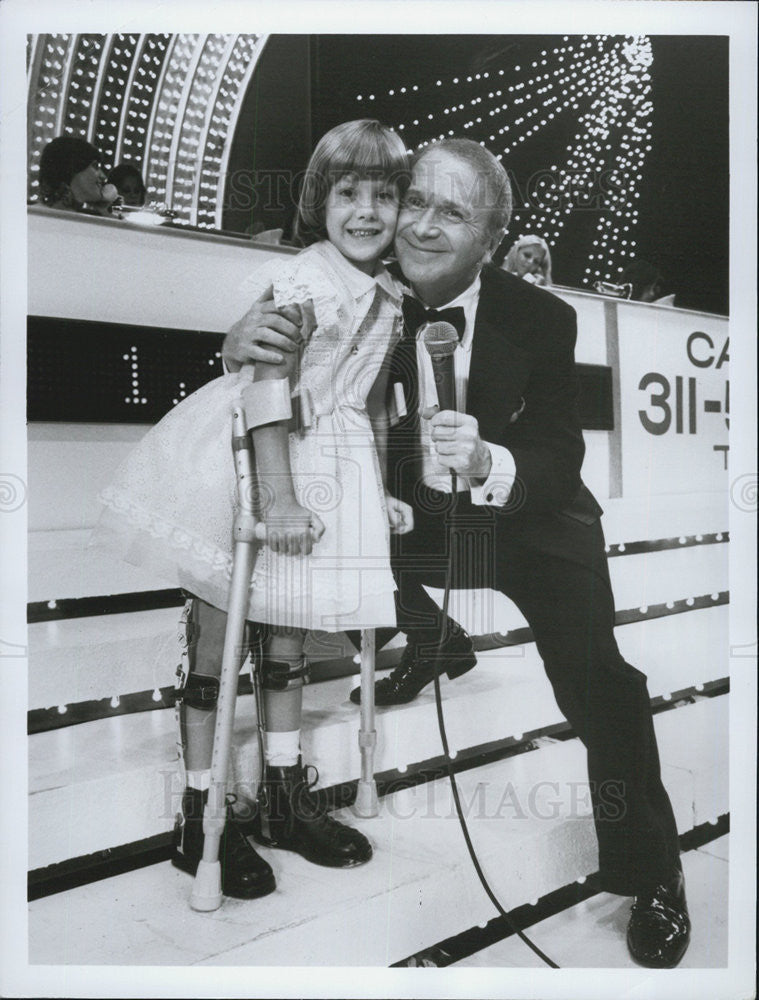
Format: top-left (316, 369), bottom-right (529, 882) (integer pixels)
top-left (502, 233), bottom-right (553, 286)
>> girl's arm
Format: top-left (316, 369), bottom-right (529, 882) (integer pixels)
top-left (251, 313), bottom-right (323, 555)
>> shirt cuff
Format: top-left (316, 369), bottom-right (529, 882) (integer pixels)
top-left (469, 443), bottom-right (517, 506)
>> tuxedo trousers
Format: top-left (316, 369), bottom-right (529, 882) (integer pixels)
top-left (390, 486), bottom-right (681, 895)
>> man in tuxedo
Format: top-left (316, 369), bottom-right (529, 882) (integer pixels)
top-left (223, 138), bottom-right (690, 968)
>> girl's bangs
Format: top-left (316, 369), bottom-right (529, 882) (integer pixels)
top-left (327, 133), bottom-right (407, 182)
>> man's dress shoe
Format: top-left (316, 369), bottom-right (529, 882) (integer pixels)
top-left (349, 629), bottom-right (476, 706)
top-left (627, 867), bottom-right (691, 967)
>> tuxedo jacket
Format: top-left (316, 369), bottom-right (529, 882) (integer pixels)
top-left (387, 263), bottom-right (605, 568)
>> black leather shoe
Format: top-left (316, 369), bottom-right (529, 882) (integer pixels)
top-left (252, 758), bottom-right (372, 868)
top-left (627, 867), bottom-right (691, 968)
top-left (172, 787), bottom-right (276, 899)
top-left (349, 627), bottom-right (476, 706)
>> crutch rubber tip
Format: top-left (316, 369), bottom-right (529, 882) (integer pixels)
top-left (190, 861), bottom-right (223, 911)
top-left (354, 780), bottom-right (379, 818)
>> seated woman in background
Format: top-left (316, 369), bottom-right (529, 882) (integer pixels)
top-left (38, 136), bottom-right (120, 217)
top-left (501, 233), bottom-right (553, 286)
top-left (620, 259), bottom-right (664, 303)
top-left (108, 163), bottom-right (147, 208)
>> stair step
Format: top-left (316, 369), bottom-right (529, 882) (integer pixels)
top-left (28, 491), bottom-right (727, 602)
top-left (28, 538), bottom-right (727, 714)
top-left (28, 695), bottom-right (727, 967)
top-left (599, 493), bottom-right (726, 545)
top-left (430, 540), bottom-right (726, 639)
top-left (29, 606), bottom-right (727, 870)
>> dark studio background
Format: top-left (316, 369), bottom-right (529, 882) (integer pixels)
top-left (223, 34), bottom-right (729, 315)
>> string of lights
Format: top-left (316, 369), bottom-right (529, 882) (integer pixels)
top-left (356, 35), bottom-right (653, 284)
top-left (198, 34), bottom-right (264, 230)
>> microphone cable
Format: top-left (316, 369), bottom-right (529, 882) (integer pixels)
top-left (430, 472), bottom-right (560, 969)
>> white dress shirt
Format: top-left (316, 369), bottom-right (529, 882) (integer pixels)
top-left (413, 276), bottom-right (516, 506)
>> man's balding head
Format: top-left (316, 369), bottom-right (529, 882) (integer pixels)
top-left (395, 140), bottom-right (513, 305)
top-left (412, 139), bottom-right (513, 245)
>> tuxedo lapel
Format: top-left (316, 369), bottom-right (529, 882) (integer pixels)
top-left (468, 268), bottom-right (534, 441)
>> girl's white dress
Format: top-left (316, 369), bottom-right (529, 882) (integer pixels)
top-left (97, 240), bottom-right (404, 631)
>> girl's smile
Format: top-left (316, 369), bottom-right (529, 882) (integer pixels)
top-left (325, 175), bottom-right (399, 274)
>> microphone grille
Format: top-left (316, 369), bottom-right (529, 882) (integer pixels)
top-left (422, 321), bottom-right (459, 358)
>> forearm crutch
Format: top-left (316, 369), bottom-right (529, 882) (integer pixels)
top-left (190, 402), bottom-right (266, 911)
top-left (354, 628), bottom-right (379, 817)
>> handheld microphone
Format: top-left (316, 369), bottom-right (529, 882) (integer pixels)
top-left (423, 320), bottom-right (459, 485)
top-left (422, 321), bottom-right (458, 412)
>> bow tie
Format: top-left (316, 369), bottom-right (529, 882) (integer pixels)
top-left (402, 296), bottom-right (466, 342)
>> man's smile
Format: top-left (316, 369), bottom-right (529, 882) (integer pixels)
top-left (398, 237), bottom-right (447, 254)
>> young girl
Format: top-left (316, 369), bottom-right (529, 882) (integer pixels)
top-left (501, 233), bottom-right (553, 286)
top-left (97, 120), bottom-right (413, 899)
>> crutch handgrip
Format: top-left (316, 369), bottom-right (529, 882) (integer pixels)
top-left (249, 521), bottom-right (322, 544)
top-left (234, 516), bottom-right (268, 543)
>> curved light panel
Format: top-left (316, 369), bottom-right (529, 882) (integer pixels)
top-left (27, 33), bottom-right (267, 229)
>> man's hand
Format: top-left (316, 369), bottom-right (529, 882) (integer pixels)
top-left (385, 494), bottom-right (414, 534)
top-left (423, 408), bottom-right (493, 481)
top-left (223, 285), bottom-right (309, 370)
top-left (262, 498), bottom-right (325, 556)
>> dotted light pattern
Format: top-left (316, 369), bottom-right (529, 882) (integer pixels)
top-left (27, 35), bottom-right (75, 193)
top-left (196, 34), bottom-right (262, 229)
top-left (123, 344), bottom-right (147, 407)
top-left (94, 34), bottom-right (140, 172)
top-left (146, 33), bottom-right (198, 210)
top-left (63, 35), bottom-right (107, 140)
top-left (115, 35), bottom-right (170, 175)
top-left (172, 36), bottom-right (231, 222)
top-left (358, 35), bottom-right (654, 284)
top-left (27, 33), bottom-right (265, 227)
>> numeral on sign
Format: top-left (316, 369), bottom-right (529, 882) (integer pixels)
top-left (639, 373), bottom-right (698, 435)
top-left (123, 346), bottom-right (147, 406)
top-left (638, 372), bottom-right (671, 435)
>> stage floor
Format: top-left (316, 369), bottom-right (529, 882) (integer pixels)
top-left (453, 834), bottom-right (728, 969)
top-left (27, 834), bottom-right (728, 969)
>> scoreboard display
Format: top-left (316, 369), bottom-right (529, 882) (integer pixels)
top-left (27, 315), bottom-right (613, 430)
top-left (28, 317), bottom-right (224, 423)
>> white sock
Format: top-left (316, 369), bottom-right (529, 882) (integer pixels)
top-left (186, 768), bottom-right (210, 791)
top-left (264, 729), bottom-right (301, 768)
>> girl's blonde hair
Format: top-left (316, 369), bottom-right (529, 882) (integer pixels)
top-left (294, 119), bottom-right (410, 245)
top-left (503, 234), bottom-right (553, 285)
